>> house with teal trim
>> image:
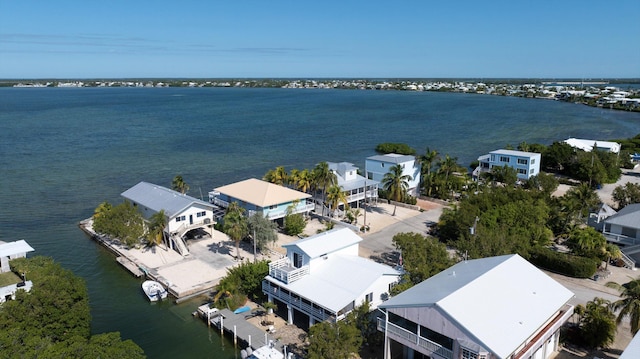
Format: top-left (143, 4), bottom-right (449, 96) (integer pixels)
top-left (377, 254), bottom-right (574, 359)
top-left (475, 149), bottom-right (541, 181)
top-left (365, 154), bottom-right (421, 196)
top-left (209, 178), bottom-right (314, 222)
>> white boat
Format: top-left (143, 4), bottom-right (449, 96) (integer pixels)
top-left (244, 341), bottom-right (284, 359)
top-left (142, 280), bottom-right (168, 301)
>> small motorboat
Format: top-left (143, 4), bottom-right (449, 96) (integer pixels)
top-left (142, 280), bottom-right (168, 302)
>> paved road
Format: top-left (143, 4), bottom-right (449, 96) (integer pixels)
top-left (360, 206), bottom-right (445, 264)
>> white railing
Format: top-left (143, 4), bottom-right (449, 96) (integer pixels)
top-left (377, 318), bottom-right (453, 359)
top-left (268, 258), bottom-right (309, 284)
top-left (262, 281), bottom-right (331, 321)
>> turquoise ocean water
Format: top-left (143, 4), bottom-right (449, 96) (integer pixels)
top-left (1, 87), bottom-right (640, 358)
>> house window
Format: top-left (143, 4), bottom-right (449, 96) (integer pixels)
top-left (517, 169), bottom-right (527, 175)
top-left (530, 168), bottom-right (535, 175)
top-left (365, 292), bottom-right (373, 303)
top-left (269, 204), bottom-right (277, 210)
top-left (176, 215), bottom-right (186, 222)
top-left (367, 172), bottom-right (373, 180)
top-left (531, 158), bottom-right (536, 164)
top-left (517, 158), bottom-right (528, 165)
top-left (499, 156), bottom-right (510, 163)
top-left (381, 163), bottom-right (385, 168)
top-left (196, 211), bottom-right (206, 217)
top-left (461, 347), bottom-right (479, 359)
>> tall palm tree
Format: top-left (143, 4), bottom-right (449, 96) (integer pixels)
top-left (222, 202), bottom-right (248, 261)
top-left (295, 169), bottom-right (313, 193)
top-left (147, 209), bottom-right (168, 250)
top-left (313, 162), bottom-right (337, 216)
top-left (171, 175), bottom-right (189, 194)
top-left (263, 166), bottom-right (288, 186)
top-left (418, 147), bottom-right (439, 196)
top-left (325, 184), bottom-right (349, 217)
top-left (606, 277), bottom-right (640, 335)
top-left (382, 164), bottom-right (411, 216)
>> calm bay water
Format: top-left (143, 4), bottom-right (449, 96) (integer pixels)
top-left (1, 87), bottom-right (639, 358)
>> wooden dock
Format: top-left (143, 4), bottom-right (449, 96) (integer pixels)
top-left (206, 308), bottom-right (283, 352)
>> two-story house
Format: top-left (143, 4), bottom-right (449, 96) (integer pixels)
top-left (328, 161), bottom-right (379, 209)
top-left (475, 149), bottom-right (541, 181)
top-left (209, 178), bottom-right (314, 223)
top-left (365, 154), bottom-right (421, 196)
top-left (262, 227), bottom-right (401, 328)
top-left (377, 254), bottom-right (574, 359)
top-left (121, 181), bottom-right (216, 256)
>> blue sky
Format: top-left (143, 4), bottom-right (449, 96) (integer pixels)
top-left (1, 1), bottom-right (639, 79)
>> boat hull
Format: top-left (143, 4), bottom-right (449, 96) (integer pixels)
top-left (142, 280), bottom-right (168, 302)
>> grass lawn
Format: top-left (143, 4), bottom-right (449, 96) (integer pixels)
top-left (0, 272), bottom-right (22, 287)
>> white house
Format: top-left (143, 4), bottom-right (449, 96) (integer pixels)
top-left (0, 240), bottom-right (34, 303)
top-left (262, 227), bottom-right (401, 328)
top-left (209, 178), bottom-right (314, 222)
top-left (378, 254), bottom-right (574, 359)
top-left (327, 161), bottom-right (379, 208)
top-left (602, 203), bottom-right (640, 245)
top-left (365, 154), bottom-right (421, 196)
top-left (564, 138), bottom-right (621, 154)
top-left (121, 181), bottom-right (216, 256)
top-left (475, 149), bottom-right (541, 181)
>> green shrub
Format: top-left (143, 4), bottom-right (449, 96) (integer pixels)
top-left (529, 247), bottom-right (598, 278)
top-left (375, 143), bottom-right (416, 155)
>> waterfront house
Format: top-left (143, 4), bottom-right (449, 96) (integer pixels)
top-left (0, 240), bottom-right (34, 302)
top-left (209, 178), bottom-right (314, 223)
top-left (474, 149), bottom-right (541, 181)
top-left (327, 161), bottom-right (379, 209)
top-left (121, 181), bottom-right (216, 256)
top-left (365, 154), bottom-right (421, 196)
top-left (564, 138), bottom-right (621, 153)
top-left (262, 227), bottom-right (401, 328)
top-left (377, 254), bottom-right (574, 359)
top-left (601, 203), bottom-right (640, 245)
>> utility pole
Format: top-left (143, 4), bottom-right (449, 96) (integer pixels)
top-left (253, 229), bottom-right (257, 263)
top-left (363, 180), bottom-right (367, 230)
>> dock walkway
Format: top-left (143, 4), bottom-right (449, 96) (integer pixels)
top-left (210, 308), bottom-right (282, 352)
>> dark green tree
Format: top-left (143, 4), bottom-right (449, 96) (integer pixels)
top-left (92, 201), bottom-right (145, 248)
top-left (308, 319), bottom-right (363, 359)
top-left (392, 232), bottom-right (453, 292)
top-left (578, 297), bottom-right (616, 348)
top-left (171, 174), bottom-right (189, 194)
top-left (612, 182), bottom-right (640, 209)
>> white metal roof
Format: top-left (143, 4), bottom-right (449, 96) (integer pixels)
top-left (564, 138), bottom-right (621, 153)
top-left (121, 181), bottom-right (213, 219)
top-left (0, 240), bottom-right (34, 257)
top-left (380, 254), bottom-right (574, 359)
top-left (282, 227), bottom-right (362, 259)
top-left (367, 153), bottom-right (416, 164)
top-left (489, 149), bottom-right (541, 157)
top-left (266, 254), bottom-right (401, 313)
top-left (214, 178), bottom-right (311, 208)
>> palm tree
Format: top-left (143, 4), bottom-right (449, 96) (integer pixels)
top-left (312, 162), bottom-right (337, 216)
top-left (325, 184), bottom-right (349, 217)
top-left (171, 175), bottom-right (189, 194)
top-left (263, 166), bottom-right (288, 186)
top-left (606, 277), bottom-right (640, 335)
top-left (382, 164), bottom-right (411, 216)
top-left (147, 209), bottom-right (168, 250)
top-left (222, 202), bottom-right (248, 261)
top-left (418, 147), bottom-right (439, 196)
top-left (603, 243), bottom-right (622, 270)
top-left (295, 169), bottom-right (313, 193)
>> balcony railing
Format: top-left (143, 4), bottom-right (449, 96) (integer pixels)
top-left (262, 281), bottom-right (333, 322)
top-left (268, 258), bottom-right (309, 284)
top-left (377, 318), bottom-right (453, 359)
